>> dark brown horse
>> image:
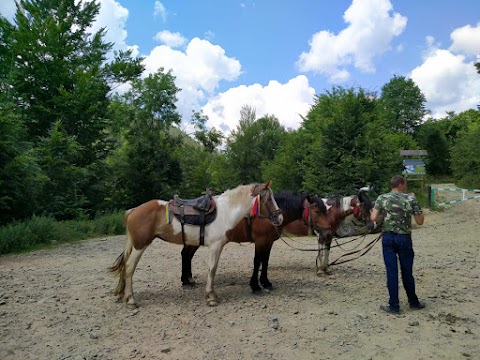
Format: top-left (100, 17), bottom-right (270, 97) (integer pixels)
top-left (109, 181), bottom-right (283, 307)
top-left (181, 192), bottom-right (330, 292)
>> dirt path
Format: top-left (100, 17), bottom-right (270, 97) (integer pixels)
top-left (1, 191), bottom-right (479, 360)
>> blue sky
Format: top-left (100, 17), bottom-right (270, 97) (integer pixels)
top-left (1, 0), bottom-right (480, 134)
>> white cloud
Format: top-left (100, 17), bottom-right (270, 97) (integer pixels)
top-left (154, 1), bottom-right (167, 22)
top-left (142, 37), bottom-right (242, 124)
top-left (410, 40), bottom-right (480, 118)
top-left (449, 23), bottom-right (480, 56)
top-left (154, 30), bottom-right (186, 48)
top-left (0, 0), bottom-right (16, 21)
top-left (201, 76), bottom-right (316, 134)
top-left (296, 0), bottom-right (407, 83)
top-left (92, 0), bottom-right (139, 57)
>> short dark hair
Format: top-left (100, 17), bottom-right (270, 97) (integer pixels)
top-left (390, 175), bottom-right (406, 189)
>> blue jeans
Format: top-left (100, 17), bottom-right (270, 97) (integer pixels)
top-left (382, 232), bottom-right (420, 309)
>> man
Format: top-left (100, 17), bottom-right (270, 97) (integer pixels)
top-left (371, 175), bottom-right (425, 314)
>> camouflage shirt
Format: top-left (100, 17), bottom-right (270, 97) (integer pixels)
top-left (373, 192), bottom-right (422, 235)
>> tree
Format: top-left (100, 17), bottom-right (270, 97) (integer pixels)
top-left (415, 119), bottom-right (451, 176)
top-left (301, 86), bottom-right (410, 195)
top-left (105, 70), bottom-right (182, 208)
top-left (0, 0), bottom-right (144, 221)
top-left (190, 111), bottom-right (224, 152)
top-left (262, 129), bottom-right (310, 192)
top-left (379, 75), bottom-right (428, 134)
top-left (0, 0), bottom-right (143, 159)
top-left (0, 101), bottom-right (45, 224)
top-left (36, 121), bottom-right (87, 219)
top-left (225, 106), bottom-right (286, 184)
top-left (451, 122), bottom-right (480, 188)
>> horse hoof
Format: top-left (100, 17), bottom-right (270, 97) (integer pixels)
top-left (207, 299), bottom-right (219, 306)
top-left (127, 303), bottom-right (138, 309)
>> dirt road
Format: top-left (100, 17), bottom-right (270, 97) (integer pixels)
top-left (1, 192), bottom-right (479, 360)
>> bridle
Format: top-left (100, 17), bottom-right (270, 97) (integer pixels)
top-left (253, 185), bottom-right (283, 225)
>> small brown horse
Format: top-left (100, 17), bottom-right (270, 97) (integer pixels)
top-left (181, 192), bottom-right (330, 292)
top-left (109, 181), bottom-right (283, 307)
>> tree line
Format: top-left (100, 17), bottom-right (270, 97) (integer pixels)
top-left (1, 0), bottom-right (479, 227)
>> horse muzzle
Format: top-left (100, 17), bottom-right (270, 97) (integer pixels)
top-left (270, 210), bottom-right (283, 226)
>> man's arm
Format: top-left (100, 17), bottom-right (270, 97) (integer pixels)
top-left (371, 208), bottom-right (381, 222)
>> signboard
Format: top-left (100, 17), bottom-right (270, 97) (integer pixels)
top-left (402, 159), bottom-right (425, 176)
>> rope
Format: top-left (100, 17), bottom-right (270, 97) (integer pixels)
top-left (328, 233), bottom-right (383, 266)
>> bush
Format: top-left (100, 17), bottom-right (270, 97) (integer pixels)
top-left (0, 211), bottom-right (124, 255)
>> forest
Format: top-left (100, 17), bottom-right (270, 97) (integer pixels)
top-left (1, 1), bottom-right (479, 244)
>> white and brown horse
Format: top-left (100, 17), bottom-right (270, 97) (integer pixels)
top-left (109, 181), bottom-right (283, 307)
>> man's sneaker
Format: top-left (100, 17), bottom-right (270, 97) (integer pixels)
top-left (410, 301), bottom-right (426, 310)
top-left (380, 304), bottom-right (400, 314)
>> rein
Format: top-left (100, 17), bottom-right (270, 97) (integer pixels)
top-left (328, 233), bottom-right (383, 266)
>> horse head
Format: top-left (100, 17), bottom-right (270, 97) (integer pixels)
top-left (354, 186), bottom-right (374, 222)
top-left (251, 180), bottom-right (283, 226)
top-left (303, 195), bottom-right (331, 233)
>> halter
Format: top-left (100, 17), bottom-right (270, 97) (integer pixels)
top-left (302, 200), bottom-right (331, 233)
top-left (252, 184), bottom-right (283, 225)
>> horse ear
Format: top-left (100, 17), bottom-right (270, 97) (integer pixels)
top-left (264, 180), bottom-right (272, 189)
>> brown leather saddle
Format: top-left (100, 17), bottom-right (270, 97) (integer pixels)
top-left (168, 189), bottom-right (216, 245)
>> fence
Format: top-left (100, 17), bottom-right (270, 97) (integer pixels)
top-left (428, 186), bottom-right (480, 207)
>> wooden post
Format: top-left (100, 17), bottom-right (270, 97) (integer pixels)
top-left (428, 186), bottom-right (434, 209)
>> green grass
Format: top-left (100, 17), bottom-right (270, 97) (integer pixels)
top-left (0, 211), bottom-right (124, 255)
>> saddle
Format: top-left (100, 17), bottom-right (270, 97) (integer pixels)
top-left (168, 189), bottom-right (216, 245)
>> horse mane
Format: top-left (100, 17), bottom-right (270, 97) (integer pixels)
top-left (311, 195), bottom-right (328, 214)
top-left (274, 192), bottom-right (307, 219)
top-left (358, 191), bottom-right (373, 218)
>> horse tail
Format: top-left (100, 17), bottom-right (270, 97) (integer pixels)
top-left (109, 209), bottom-right (135, 296)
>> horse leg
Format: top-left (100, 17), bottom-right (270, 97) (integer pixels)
top-left (259, 244), bottom-right (273, 290)
top-left (123, 246), bottom-right (147, 309)
top-left (181, 245), bottom-right (199, 286)
top-left (249, 246), bottom-right (262, 293)
top-left (205, 240), bottom-right (226, 306)
top-left (316, 234), bottom-right (332, 275)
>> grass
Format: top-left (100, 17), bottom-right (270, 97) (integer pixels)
top-left (0, 211), bottom-right (124, 255)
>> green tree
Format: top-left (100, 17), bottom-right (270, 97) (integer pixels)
top-left (1, 0), bottom-right (144, 221)
top-left (416, 120), bottom-right (451, 176)
top-left (190, 111), bottom-right (224, 152)
top-left (225, 105), bottom-right (286, 184)
top-left (451, 122), bottom-right (480, 188)
top-left (379, 75), bottom-right (428, 134)
top-left (0, 102), bottom-right (45, 224)
top-left (262, 129), bottom-right (310, 192)
top-left (1, 0), bottom-right (143, 154)
top-left (106, 70), bottom-right (182, 207)
top-left (301, 86), bottom-right (410, 195)
top-left (36, 121), bottom-right (87, 219)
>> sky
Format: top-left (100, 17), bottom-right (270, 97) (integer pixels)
top-left (1, 0), bottom-right (480, 134)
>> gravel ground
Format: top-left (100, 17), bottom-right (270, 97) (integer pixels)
top-left (1, 186), bottom-right (479, 360)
